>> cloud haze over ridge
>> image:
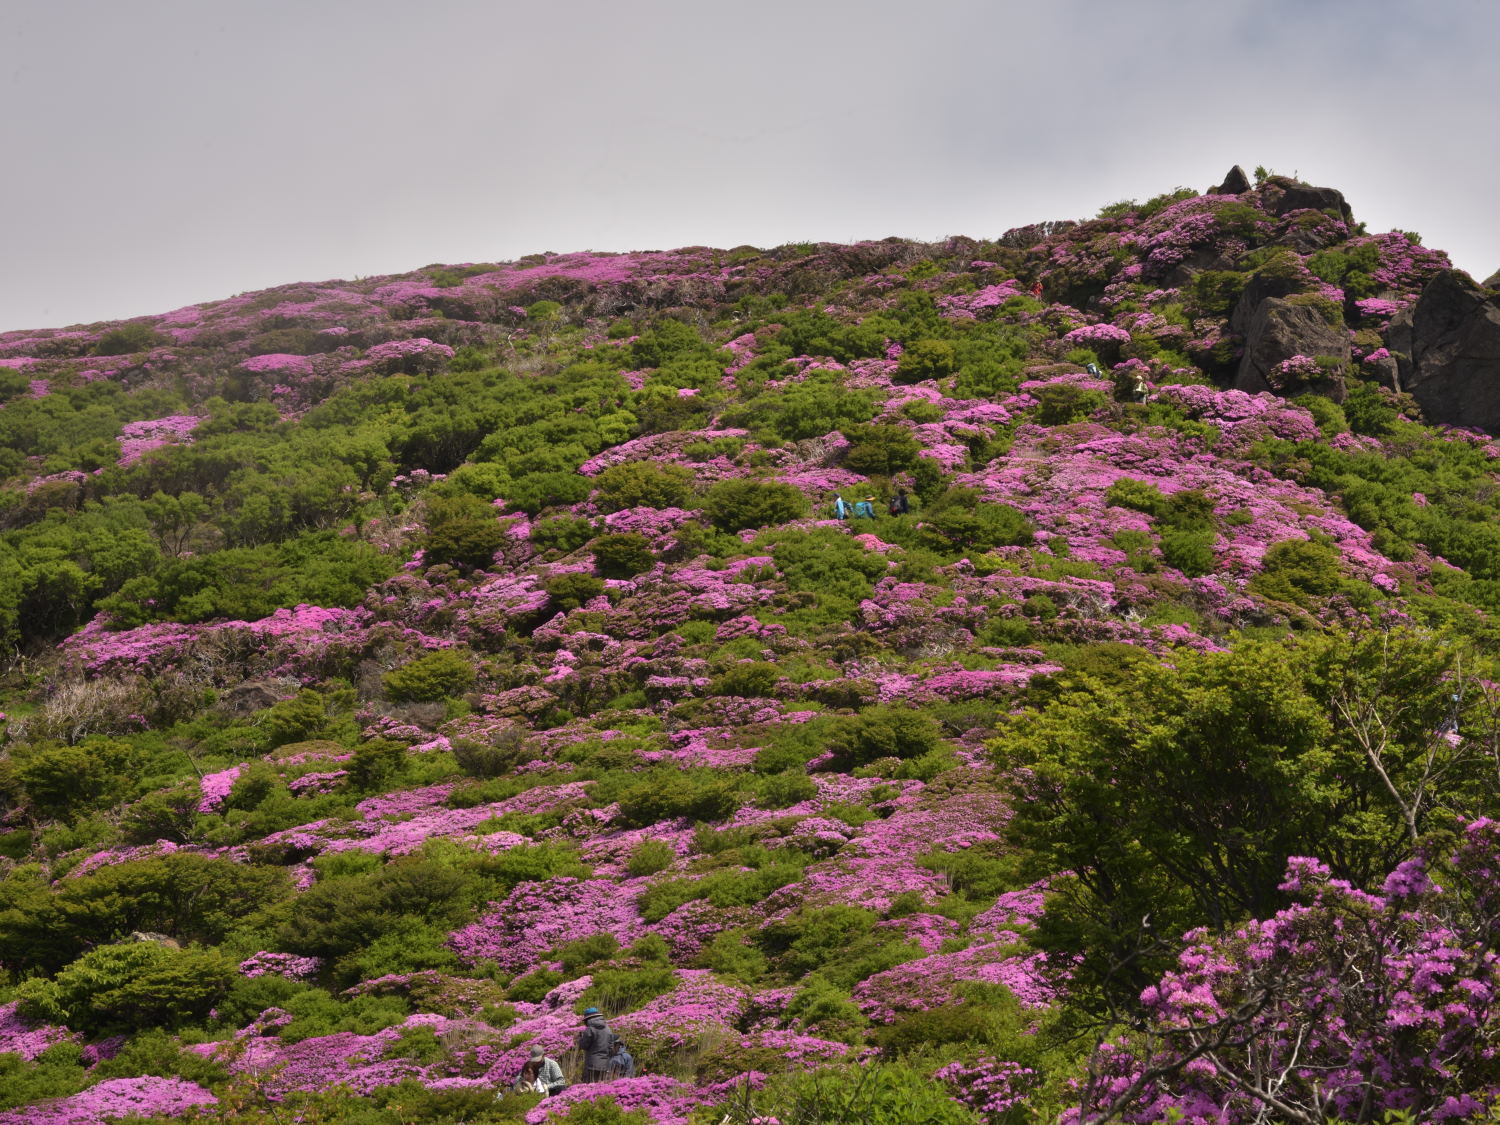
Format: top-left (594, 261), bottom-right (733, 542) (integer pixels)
top-left (3, 0), bottom-right (1495, 331)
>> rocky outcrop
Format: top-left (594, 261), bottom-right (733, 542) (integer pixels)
top-left (1387, 270), bottom-right (1500, 429)
top-left (1258, 176), bottom-right (1354, 226)
top-left (1230, 270), bottom-right (1306, 336)
top-left (1235, 297), bottom-right (1350, 395)
top-left (1211, 165), bottom-right (1251, 195)
top-left (1483, 268), bottom-right (1500, 291)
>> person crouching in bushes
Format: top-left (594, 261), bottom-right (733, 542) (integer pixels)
top-left (608, 1038), bottom-right (636, 1079)
top-left (578, 1006), bottom-right (620, 1082)
top-left (512, 1045), bottom-right (568, 1096)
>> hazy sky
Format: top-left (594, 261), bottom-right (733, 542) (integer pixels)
top-left (3, 0), bottom-right (1496, 332)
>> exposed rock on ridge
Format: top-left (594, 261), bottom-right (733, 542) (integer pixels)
top-left (1389, 269), bottom-right (1500, 429)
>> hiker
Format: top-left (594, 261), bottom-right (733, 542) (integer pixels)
top-left (1029, 279), bottom-right (1043, 299)
top-left (1085, 362), bottom-right (1102, 377)
top-left (833, 493), bottom-right (850, 520)
top-left (608, 1038), bottom-right (637, 1079)
top-left (853, 497), bottom-right (876, 519)
top-left (512, 1046), bottom-right (568, 1097)
top-left (577, 1007), bottom-right (619, 1083)
top-left (1132, 371), bottom-right (1151, 403)
top-left (888, 488), bottom-right (910, 516)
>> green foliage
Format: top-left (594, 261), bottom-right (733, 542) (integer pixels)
top-left (1035, 384), bottom-right (1106, 426)
top-left (591, 532), bottom-right (656, 578)
top-left (782, 975), bottom-right (870, 1043)
top-left (1343, 381), bottom-right (1399, 436)
top-left (545, 571), bottom-right (606, 612)
top-left (384, 648), bottom-right (477, 702)
top-left (422, 495), bottom-right (505, 569)
top-left (995, 628), bottom-right (1486, 1013)
top-left (0, 852), bottom-right (292, 973)
top-left (94, 322), bottom-right (164, 355)
top-left (0, 1043), bottom-right (88, 1111)
top-left (1159, 528), bottom-right (1217, 577)
top-left (920, 487), bottom-right (1032, 552)
top-left (90, 1026), bottom-right (229, 1086)
top-left (738, 1068), bottom-right (984, 1125)
top-left (591, 462), bottom-right (695, 513)
top-left (702, 478), bottom-right (808, 532)
top-left (531, 514), bottom-right (596, 554)
top-left (17, 940), bottom-right (236, 1035)
top-left (895, 339), bottom-right (958, 384)
top-left (1250, 537), bottom-right (1368, 609)
top-left (278, 857), bottom-right (474, 966)
top-left (829, 705), bottom-right (944, 768)
top-left (842, 423), bottom-right (923, 476)
top-left (553, 1097), bottom-right (651, 1125)
top-left (1105, 476), bottom-right (1166, 516)
top-left (625, 837), bottom-right (677, 877)
top-left (10, 738), bottom-right (142, 823)
top-left (615, 769), bottom-right (744, 828)
top-left (712, 660), bottom-right (780, 698)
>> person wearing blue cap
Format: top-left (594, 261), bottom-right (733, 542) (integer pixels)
top-left (577, 1007), bottom-right (621, 1082)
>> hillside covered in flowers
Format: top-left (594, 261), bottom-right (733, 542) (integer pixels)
top-left (1, 167), bottom-right (1499, 1124)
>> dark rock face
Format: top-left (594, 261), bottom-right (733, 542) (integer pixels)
top-left (1258, 177), bottom-right (1354, 226)
top-left (1212, 165), bottom-right (1251, 195)
top-left (1235, 297), bottom-right (1350, 395)
top-left (1387, 270), bottom-right (1500, 429)
top-left (1230, 271), bottom-right (1306, 336)
top-left (1483, 268), bottom-right (1500, 291)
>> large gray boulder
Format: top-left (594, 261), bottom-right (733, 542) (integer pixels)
top-left (1387, 270), bottom-right (1500, 429)
top-left (1235, 297), bottom-right (1350, 395)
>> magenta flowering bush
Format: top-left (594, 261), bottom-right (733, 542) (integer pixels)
top-left (1068, 822), bottom-right (1500, 1123)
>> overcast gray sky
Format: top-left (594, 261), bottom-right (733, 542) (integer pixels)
top-left (3, 0), bottom-right (1495, 332)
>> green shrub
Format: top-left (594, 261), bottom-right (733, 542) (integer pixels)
top-left (756, 770), bottom-right (818, 809)
top-left (615, 770), bottom-right (743, 828)
top-left (920, 488), bottom-right (1032, 552)
top-left (531, 514), bottom-right (596, 554)
top-left (591, 462), bottom-right (695, 513)
top-left (842, 423), bottom-right (923, 476)
top-left (505, 471), bottom-right (592, 515)
top-left (1250, 537), bottom-right (1364, 608)
top-left (625, 838), bottom-right (677, 877)
top-left (895, 339), bottom-right (959, 384)
top-left (1159, 528), bottom-right (1217, 576)
top-left (260, 689), bottom-right (332, 746)
top-left (90, 1027), bottom-right (230, 1086)
top-left (545, 571), bottom-right (605, 611)
top-left (450, 723), bottom-right (534, 779)
top-left (591, 532), bottom-right (655, 578)
top-left (422, 494), bottom-right (505, 568)
top-left (553, 1097), bottom-right (651, 1125)
top-left (702, 478), bottom-right (808, 532)
top-left (0, 1043), bottom-right (87, 1111)
top-left (346, 737), bottom-right (408, 792)
top-left (1104, 477), bottom-right (1166, 516)
top-left (384, 648), bottom-right (476, 702)
top-left (829, 705), bottom-right (944, 767)
top-left (1035, 384), bottom-right (1106, 425)
top-left (712, 661), bottom-right (780, 698)
top-left (1343, 382), bottom-right (1399, 436)
top-left (17, 941), bottom-right (236, 1035)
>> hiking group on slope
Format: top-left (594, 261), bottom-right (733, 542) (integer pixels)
top-left (508, 1007), bottom-right (634, 1099)
top-left (833, 488), bottom-right (910, 520)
